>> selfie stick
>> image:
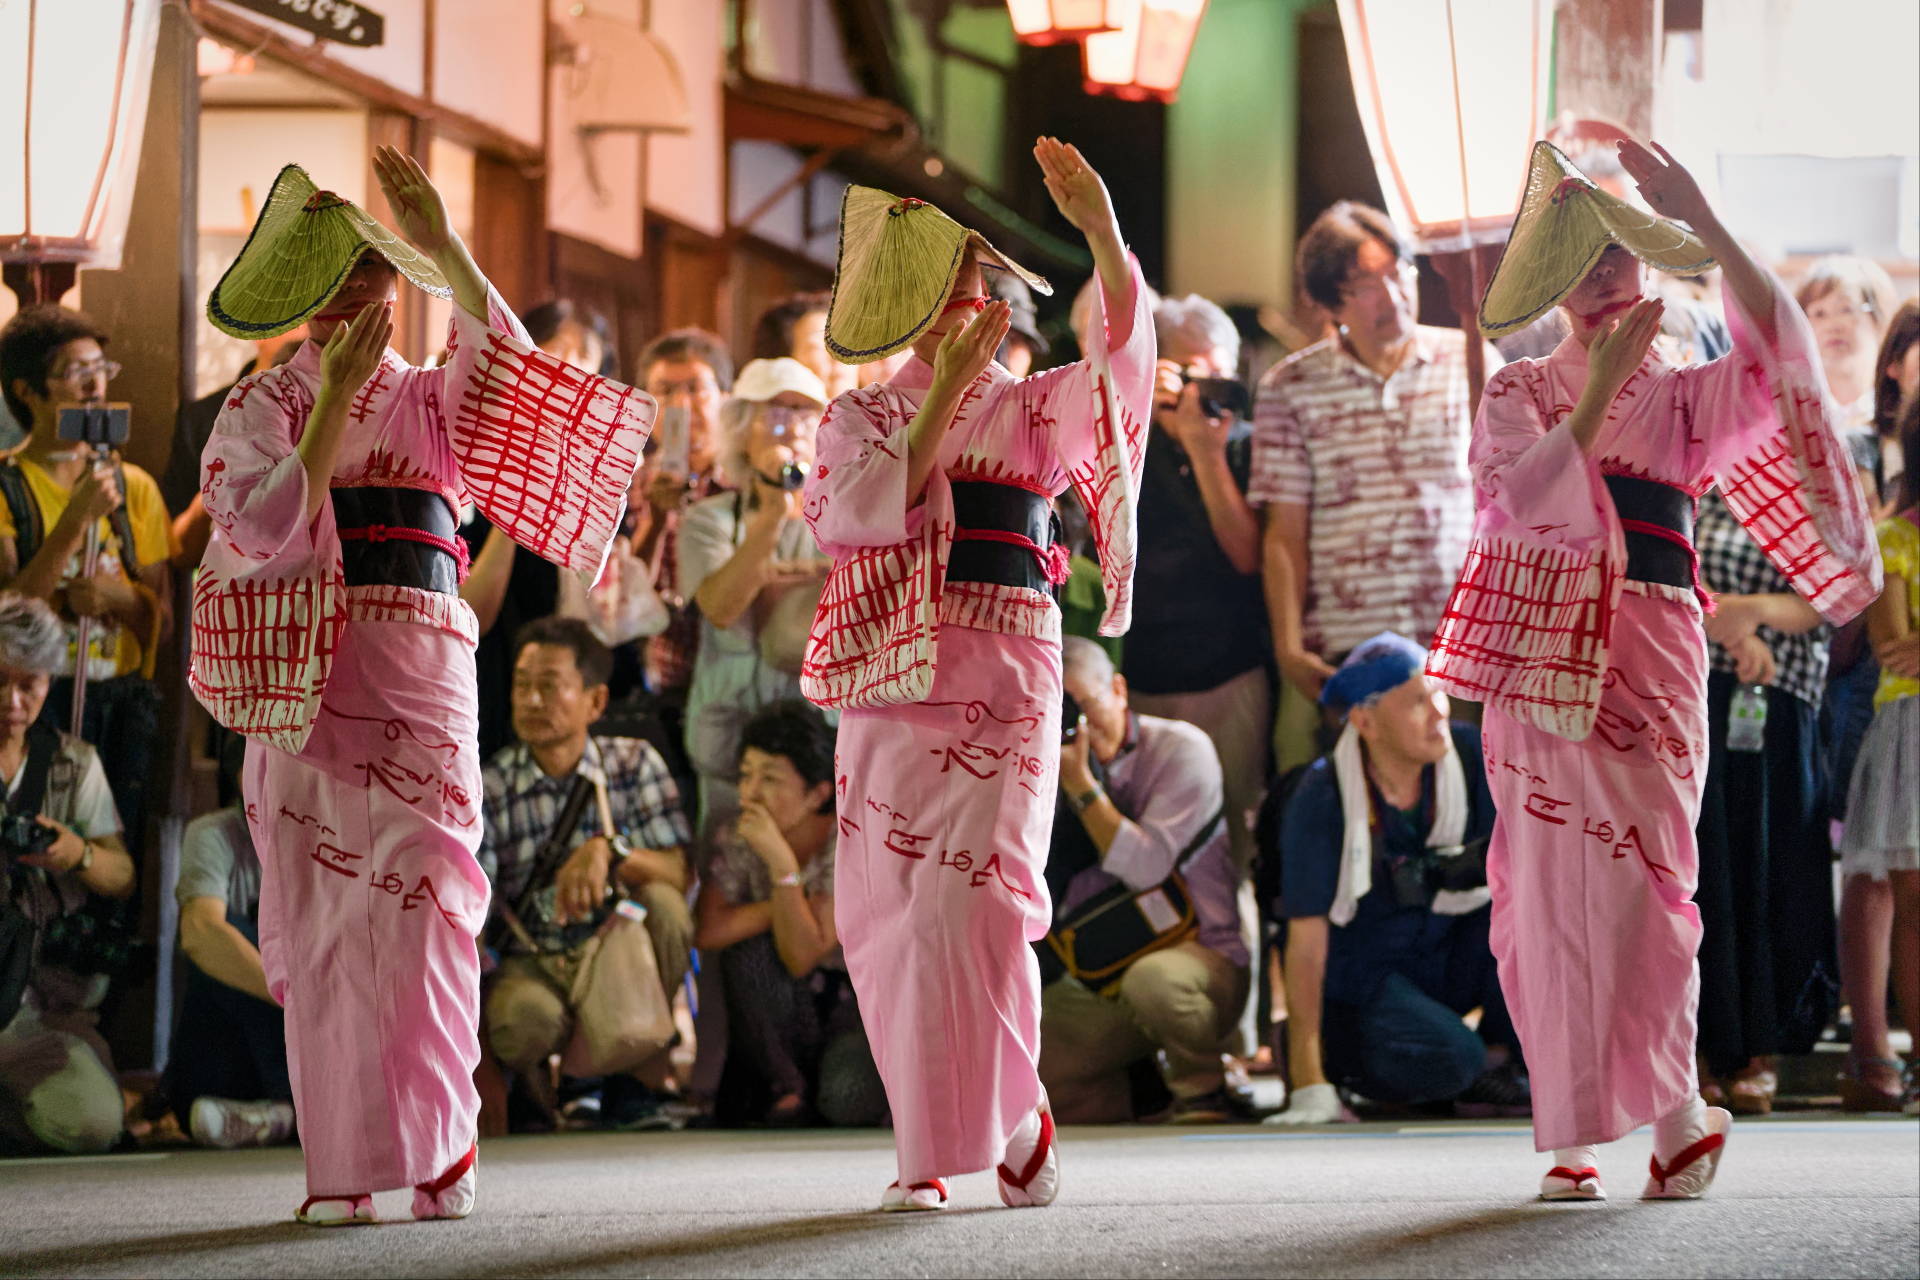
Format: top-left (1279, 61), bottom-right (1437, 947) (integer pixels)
top-left (69, 518), bottom-right (100, 740)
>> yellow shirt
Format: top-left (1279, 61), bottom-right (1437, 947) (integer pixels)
top-left (0, 457), bottom-right (174, 679)
top-left (1874, 513), bottom-right (1920, 709)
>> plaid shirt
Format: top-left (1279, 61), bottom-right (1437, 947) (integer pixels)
top-left (1697, 495), bottom-right (1830, 709)
top-left (480, 735), bottom-right (691, 953)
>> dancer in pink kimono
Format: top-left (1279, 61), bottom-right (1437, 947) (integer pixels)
top-left (191, 150), bottom-right (650, 1223)
top-left (1429, 140), bottom-right (1880, 1201)
top-left (801, 138), bottom-right (1152, 1211)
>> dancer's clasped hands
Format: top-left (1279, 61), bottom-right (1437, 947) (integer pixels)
top-left (931, 299), bottom-right (1011, 395)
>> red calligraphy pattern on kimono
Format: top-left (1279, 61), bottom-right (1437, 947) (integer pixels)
top-left (189, 290), bottom-right (651, 1198)
top-left (800, 260), bottom-right (1154, 1185)
top-left (1427, 281), bottom-right (1879, 740)
top-left (799, 258), bottom-right (1151, 709)
top-left (1428, 275), bottom-right (1878, 1153)
top-left (191, 289), bottom-right (651, 754)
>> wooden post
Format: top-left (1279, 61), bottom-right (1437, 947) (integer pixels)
top-left (1553, 0), bottom-right (1662, 138)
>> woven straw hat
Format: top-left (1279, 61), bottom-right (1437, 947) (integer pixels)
top-left (207, 164), bottom-right (452, 339)
top-left (1478, 141), bottom-right (1715, 338)
top-left (824, 185), bottom-right (1051, 364)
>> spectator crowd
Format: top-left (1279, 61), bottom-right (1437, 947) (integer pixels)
top-left (1, 172), bottom-right (1916, 1157)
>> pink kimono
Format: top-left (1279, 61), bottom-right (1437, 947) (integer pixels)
top-left (801, 262), bottom-right (1152, 1184)
top-left (191, 292), bottom-right (650, 1196)
top-left (1428, 280), bottom-right (1879, 1151)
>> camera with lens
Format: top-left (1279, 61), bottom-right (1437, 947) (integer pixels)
top-left (1385, 838), bottom-right (1490, 909)
top-left (1061, 691), bottom-right (1083, 745)
top-left (0, 807), bottom-right (54, 861)
top-left (1184, 375), bottom-right (1250, 420)
top-left (774, 460), bottom-right (810, 491)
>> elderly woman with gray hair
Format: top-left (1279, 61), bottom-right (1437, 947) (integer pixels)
top-left (0, 592), bottom-right (133, 1154)
top-left (679, 358), bottom-right (835, 834)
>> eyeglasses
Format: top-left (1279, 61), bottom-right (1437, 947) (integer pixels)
top-left (1340, 261), bottom-right (1418, 305)
top-left (52, 360), bottom-right (122, 386)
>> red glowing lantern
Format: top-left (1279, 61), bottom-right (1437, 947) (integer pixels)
top-left (1006, 0), bottom-right (1120, 46)
top-left (1081, 0), bottom-right (1208, 104)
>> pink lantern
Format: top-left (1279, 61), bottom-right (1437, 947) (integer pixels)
top-left (1006, 0), bottom-right (1121, 46)
top-left (1081, 0), bottom-right (1209, 104)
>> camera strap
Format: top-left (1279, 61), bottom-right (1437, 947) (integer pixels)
top-left (8, 721), bottom-right (61, 820)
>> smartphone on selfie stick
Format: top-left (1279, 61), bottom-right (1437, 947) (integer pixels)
top-left (53, 403), bottom-right (132, 739)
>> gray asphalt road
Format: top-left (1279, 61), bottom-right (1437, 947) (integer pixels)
top-left (3, 1116), bottom-right (1915, 1278)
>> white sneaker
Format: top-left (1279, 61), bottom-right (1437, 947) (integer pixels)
top-left (190, 1097), bottom-right (296, 1149)
top-left (996, 1107), bottom-right (1059, 1208)
top-left (879, 1179), bottom-right (949, 1212)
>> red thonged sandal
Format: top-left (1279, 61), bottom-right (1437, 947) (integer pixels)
top-left (295, 1193), bottom-right (375, 1226)
top-left (1642, 1107), bottom-right (1732, 1200)
top-left (879, 1179), bottom-right (949, 1212)
top-left (412, 1144), bottom-right (478, 1220)
top-left (997, 1107), bottom-right (1059, 1208)
top-left (1539, 1165), bottom-right (1606, 1201)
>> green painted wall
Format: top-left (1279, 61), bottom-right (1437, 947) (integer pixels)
top-left (1167, 0), bottom-right (1320, 309)
top-left (886, 1), bottom-right (1016, 190)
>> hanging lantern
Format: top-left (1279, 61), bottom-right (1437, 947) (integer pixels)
top-left (1082, 0), bottom-right (1208, 104)
top-left (0, 0), bottom-right (162, 281)
top-left (1007, 0), bottom-right (1120, 46)
top-left (1335, 0), bottom-right (1549, 252)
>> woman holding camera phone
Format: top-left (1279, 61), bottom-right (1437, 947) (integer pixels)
top-left (799, 138), bottom-right (1154, 1211)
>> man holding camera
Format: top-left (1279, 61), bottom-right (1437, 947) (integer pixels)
top-left (0, 306), bottom-right (174, 860)
top-left (1037, 638), bottom-right (1252, 1123)
top-left (0, 593), bottom-right (134, 1153)
top-left (1127, 295), bottom-right (1269, 876)
top-left (1267, 634), bottom-right (1523, 1124)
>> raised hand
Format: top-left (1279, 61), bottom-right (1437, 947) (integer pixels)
top-left (931, 299), bottom-right (1011, 394)
top-left (319, 298), bottom-right (393, 397)
top-left (1033, 137), bottom-right (1119, 242)
top-left (374, 145), bottom-right (456, 256)
top-left (1617, 140), bottom-right (1712, 229)
top-left (1587, 296), bottom-right (1663, 398)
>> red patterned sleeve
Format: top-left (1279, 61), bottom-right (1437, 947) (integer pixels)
top-left (1692, 276), bottom-right (1883, 624)
top-left (1025, 256), bottom-right (1155, 636)
top-left (188, 368), bottom-right (347, 753)
top-left (443, 289), bottom-right (653, 577)
top-left (1426, 360), bottom-right (1623, 741)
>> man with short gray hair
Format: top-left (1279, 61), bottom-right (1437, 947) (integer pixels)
top-left (0, 592), bottom-right (134, 1154)
top-left (1127, 293), bottom-right (1269, 882)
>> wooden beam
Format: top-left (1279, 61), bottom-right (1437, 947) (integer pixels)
top-left (189, 0), bottom-right (541, 167)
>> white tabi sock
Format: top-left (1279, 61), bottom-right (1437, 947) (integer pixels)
top-left (1551, 1145), bottom-right (1598, 1172)
top-left (1652, 1094), bottom-right (1708, 1159)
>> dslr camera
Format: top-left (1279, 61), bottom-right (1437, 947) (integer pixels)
top-left (0, 806), bottom-right (55, 861)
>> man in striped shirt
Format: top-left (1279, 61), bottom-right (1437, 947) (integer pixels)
top-left (1250, 201), bottom-right (1492, 771)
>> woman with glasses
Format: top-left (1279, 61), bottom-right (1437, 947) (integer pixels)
top-left (679, 357), bottom-right (832, 835)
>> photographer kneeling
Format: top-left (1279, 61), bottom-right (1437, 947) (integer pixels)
top-left (1267, 633), bottom-right (1523, 1125)
top-left (1037, 638), bottom-right (1252, 1123)
top-left (0, 593), bottom-right (134, 1153)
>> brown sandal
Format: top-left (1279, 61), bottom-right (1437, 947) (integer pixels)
top-left (1839, 1056), bottom-right (1905, 1113)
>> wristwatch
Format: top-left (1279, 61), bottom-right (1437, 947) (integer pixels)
top-left (607, 834), bottom-right (634, 866)
top-left (773, 870), bottom-right (803, 889)
top-left (1067, 785), bottom-right (1104, 816)
top-left (79, 840), bottom-right (95, 873)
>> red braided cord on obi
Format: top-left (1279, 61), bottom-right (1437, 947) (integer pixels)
top-left (952, 528), bottom-right (1072, 586)
top-left (337, 524), bottom-right (473, 584)
top-left (1619, 517), bottom-right (1714, 614)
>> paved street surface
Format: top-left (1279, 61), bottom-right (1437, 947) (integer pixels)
top-left (3, 1117), bottom-right (1915, 1278)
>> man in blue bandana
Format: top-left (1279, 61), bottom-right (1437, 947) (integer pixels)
top-left (1263, 633), bottom-right (1526, 1124)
